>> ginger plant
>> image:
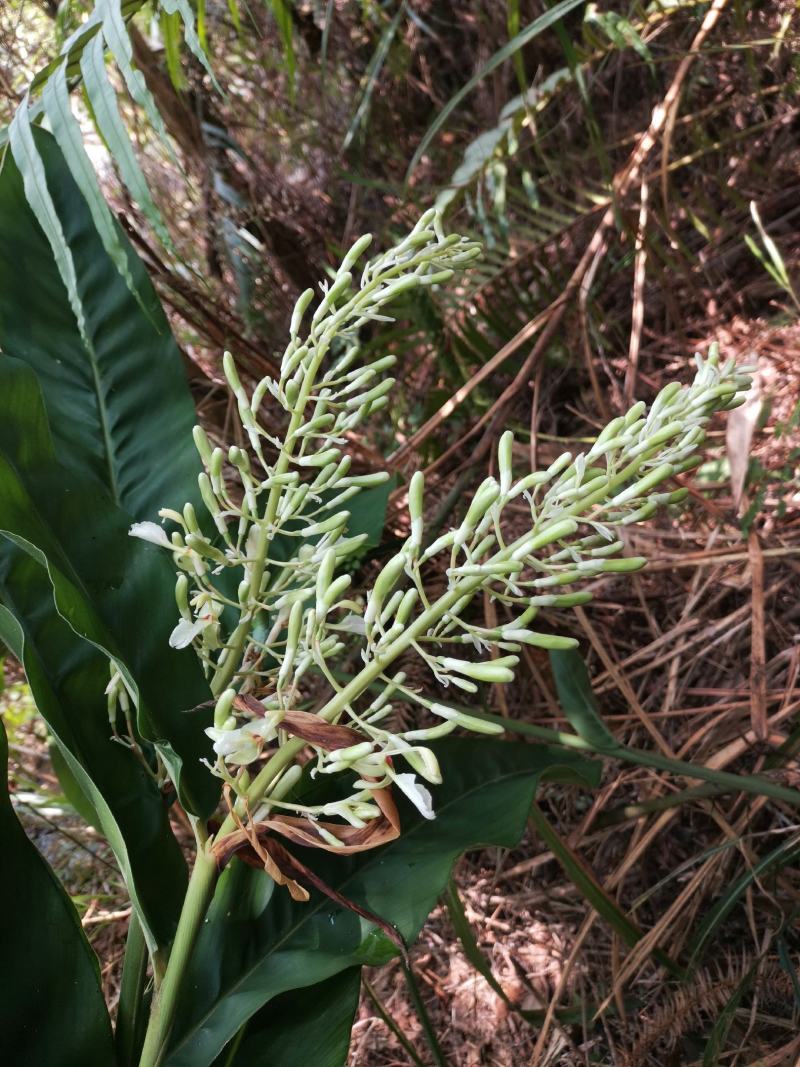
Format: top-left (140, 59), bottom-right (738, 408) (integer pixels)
top-left (130, 208), bottom-right (750, 1063)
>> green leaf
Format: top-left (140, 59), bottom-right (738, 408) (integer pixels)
top-left (688, 833), bottom-right (800, 969)
top-left (549, 648), bottom-right (618, 750)
top-left (0, 128), bottom-right (218, 816)
top-left (343, 2), bottom-right (406, 153)
top-left (0, 355), bottom-right (218, 822)
top-left (267, 0), bottom-right (297, 99)
top-left (42, 56), bottom-right (144, 309)
top-left (528, 803), bottom-right (682, 976)
top-left (702, 958), bottom-right (756, 1065)
top-left (7, 96), bottom-right (89, 349)
top-left (160, 9), bottom-right (188, 92)
top-left (48, 737), bottom-right (103, 830)
top-left (96, 0), bottom-right (176, 163)
top-left (220, 968), bottom-right (362, 1067)
top-left (161, 0), bottom-right (221, 91)
top-left (80, 33), bottom-right (173, 252)
top-left (406, 0), bottom-right (586, 179)
top-left (0, 585), bottom-right (188, 954)
top-left (0, 127), bottom-right (201, 521)
top-left (0, 715), bottom-right (114, 1062)
top-left (166, 739), bottom-right (597, 1065)
top-left (344, 477), bottom-right (394, 548)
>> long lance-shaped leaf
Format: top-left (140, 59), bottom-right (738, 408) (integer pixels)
top-left (42, 57), bottom-right (147, 311)
top-left (0, 356), bottom-right (218, 820)
top-left (0, 126), bottom-right (201, 523)
top-left (7, 95), bottom-right (89, 349)
top-left (0, 592), bottom-right (187, 955)
top-left (0, 716), bottom-right (114, 1061)
top-left (81, 33), bottom-right (173, 251)
top-left (342, 1), bottom-right (406, 152)
top-left (97, 0), bottom-right (177, 164)
top-left (165, 740), bottom-right (599, 1065)
top-left (161, 0), bottom-right (221, 90)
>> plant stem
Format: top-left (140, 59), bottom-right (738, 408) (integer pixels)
top-left (472, 711), bottom-right (800, 807)
top-left (224, 577), bottom-right (485, 825)
top-left (137, 848), bottom-right (218, 1067)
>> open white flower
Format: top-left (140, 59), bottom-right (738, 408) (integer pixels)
top-left (205, 717), bottom-right (281, 766)
top-left (390, 772), bottom-right (435, 820)
top-left (169, 617), bottom-right (209, 649)
top-left (129, 521), bottom-right (172, 548)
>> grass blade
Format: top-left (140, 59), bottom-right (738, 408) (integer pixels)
top-left (401, 959), bottom-right (448, 1067)
top-left (343, 2), bottom-right (406, 153)
top-left (529, 803), bottom-right (682, 975)
top-left (688, 834), bottom-right (800, 969)
top-left (268, 0), bottom-right (297, 99)
top-left (443, 878), bottom-right (522, 1007)
top-left (363, 977), bottom-right (427, 1067)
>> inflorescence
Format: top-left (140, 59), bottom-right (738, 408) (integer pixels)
top-left (130, 208), bottom-right (751, 834)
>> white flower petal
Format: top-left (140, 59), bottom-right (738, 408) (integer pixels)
top-left (169, 617), bottom-right (207, 649)
top-left (129, 521), bottom-right (172, 548)
top-left (204, 726), bottom-right (259, 765)
top-left (392, 772), bottom-right (435, 820)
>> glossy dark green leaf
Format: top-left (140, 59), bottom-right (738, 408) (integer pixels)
top-left (166, 739), bottom-right (597, 1065)
top-left (0, 356), bottom-right (217, 819)
top-left (0, 127), bottom-right (201, 522)
top-left (549, 648), bottom-right (618, 750)
top-left (0, 715), bottom-right (114, 1064)
top-left (0, 592), bottom-right (187, 952)
top-left (48, 737), bottom-right (102, 831)
top-left (220, 968), bottom-right (362, 1067)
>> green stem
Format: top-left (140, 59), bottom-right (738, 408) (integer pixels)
top-left (222, 577), bottom-right (484, 827)
top-left (137, 848), bottom-right (218, 1067)
top-left (471, 711), bottom-right (800, 808)
top-left (209, 243), bottom-right (454, 699)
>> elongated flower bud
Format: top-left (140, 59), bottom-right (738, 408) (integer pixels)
top-left (408, 471), bottom-right (425, 548)
top-left (439, 655), bottom-right (519, 684)
top-left (430, 703), bottom-right (505, 735)
top-left (498, 430), bottom-right (514, 494)
top-left (214, 688), bottom-right (236, 729)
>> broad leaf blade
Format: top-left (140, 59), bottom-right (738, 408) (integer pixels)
top-left (0, 586), bottom-right (187, 953)
top-left (219, 968), bottom-right (362, 1067)
top-left (167, 739), bottom-right (597, 1064)
top-left (0, 715), bottom-right (114, 1062)
top-left (0, 356), bottom-right (217, 820)
top-left (0, 126), bottom-right (199, 521)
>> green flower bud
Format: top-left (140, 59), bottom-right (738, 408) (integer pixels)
top-left (440, 656), bottom-right (518, 684)
top-left (214, 688), bottom-right (237, 729)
